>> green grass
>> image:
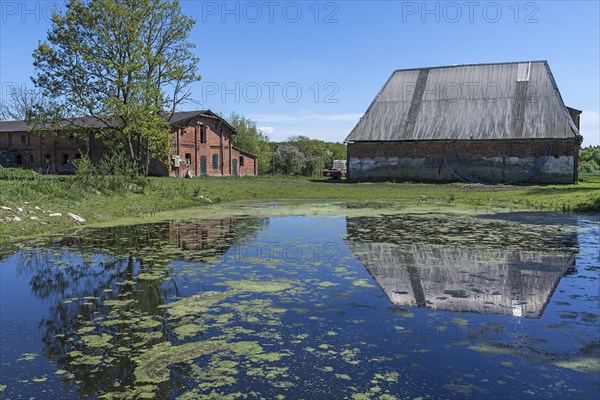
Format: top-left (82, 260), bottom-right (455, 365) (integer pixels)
top-left (0, 173), bottom-right (598, 243)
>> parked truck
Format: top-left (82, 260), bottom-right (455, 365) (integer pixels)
top-left (322, 159), bottom-right (347, 179)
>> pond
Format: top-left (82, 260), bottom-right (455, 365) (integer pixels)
top-left (0, 204), bottom-right (598, 399)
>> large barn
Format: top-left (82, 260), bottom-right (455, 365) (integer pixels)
top-left (0, 110), bottom-right (257, 177)
top-left (345, 61), bottom-right (582, 184)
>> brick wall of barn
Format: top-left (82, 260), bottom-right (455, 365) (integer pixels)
top-left (347, 139), bottom-right (580, 184)
top-left (232, 148), bottom-right (258, 176)
top-left (1, 121), bottom-right (259, 178)
top-left (161, 119), bottom-right (232, 177)
top-left (0, 131), bottom-right (110, 173)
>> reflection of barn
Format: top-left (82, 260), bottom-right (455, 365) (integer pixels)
top-left (169, 218), bottom-right (238, 251)
top-left (346, 216), bottom-right (578, 318)
top-left (168, 217), bottom-right (267, 258)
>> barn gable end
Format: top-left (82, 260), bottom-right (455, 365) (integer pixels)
top-left (345, 61), bottom-right (582, 184)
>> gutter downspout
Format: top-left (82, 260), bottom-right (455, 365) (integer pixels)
top-left (194, 122), bottom-right (199, 177)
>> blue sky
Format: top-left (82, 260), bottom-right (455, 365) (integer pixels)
top-left (1, 1), bottom-right (599, 146)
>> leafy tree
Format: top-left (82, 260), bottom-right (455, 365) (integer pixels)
top-left (227, 112), bottom-right (271, 174)
top-left (324, 141), bottom-right (347, 163)
top-left (32, 0), bottom-right (200, 175)
top-left (273, 145), bottom-right (306, 175)
top-left (579, 146), bottom-right (600, 173)
top-left (287, 135), bottom-right (346, 176)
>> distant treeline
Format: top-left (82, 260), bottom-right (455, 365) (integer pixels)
top-left (227, 112), bottom-right (346, 176)
top-left (580, 146), bottom-right (600, 173)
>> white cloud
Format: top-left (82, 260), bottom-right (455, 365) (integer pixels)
top-left (258, 126), bottom-right (274, 134)
top-left (250, 112), bottom-right (361, 124)
top-left (249, 112), bottom-right (361, 142)
top-left (580, 110), bottom-right (600, 147)
top-left (303, 113), bottom-right (363, 122)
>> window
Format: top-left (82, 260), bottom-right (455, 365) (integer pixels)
top-left (239, 156), bottom-right (244, 166)
top-left (212, 154), bottom-right (219, 169)
top-left (185, 153), bottom-right (191, 165)
top-left (20, 135), bottom-right (26, 144)
top-left (15, 154), bottom-right (22, 165)
top-left (44, 155), bottom-right (51, 165)
top-left (63, 154), bottom-right (69, 165)
top-left (27, 154), bottom-right (34, 163)
top-left (200, 126), bottom-right (206, 144)
top-left (74, 154), bottom-right (82, 160)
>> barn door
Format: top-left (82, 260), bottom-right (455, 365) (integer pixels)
top-left (200, 156), bottom-right (207, 176)
top-left (232, 159), bottom-right (238, 176)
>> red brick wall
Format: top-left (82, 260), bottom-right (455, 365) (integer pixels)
top-left (232, 148), bottom-right (258, 176)
top-left (0, 131), bottom-right (110, 173)
top-left (157, 118), bottom-right (258, 177)
top-left (2, 116), bottom-right (259, 177)
top-left (348, 139), bottom-right (579, 158)
top-left (347, 139), bottom-right (580, 183)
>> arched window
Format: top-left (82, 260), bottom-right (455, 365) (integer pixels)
top-left (212, 154), bottom-right (219, 169)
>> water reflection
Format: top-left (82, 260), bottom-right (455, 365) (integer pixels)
top-left (346, 213), bottom-right (578, 317)
top-left (0, 211), bottom-right (597, 400)
top-left (6, 217), bottom-right (263, 399)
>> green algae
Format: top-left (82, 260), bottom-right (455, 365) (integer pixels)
top-left (16, 352), bottom-right (37, 362)
top-left (228, 340), bottom-right (262, 354)
top-left (341, 348), bottom-right (362, 365)
top-left (174, 323), bottom-right (204, 339)
top-left (443, 383), bottom-right (489, 396)
top-left (553, 357), bottom-right (600, 374)
top-left (134, 341), bottom-right (225, 384)
top-left (104, 299), bottom-right (135, 308)
top-left (68, 350), bottom-right (103, 366)
top-left (223, 279), bottom-right (292, 293)
top-left (77, 326), bottom-right (96, 334)
top-left (451, 318), bottom-right (469, 327)
top-left (352, 279), bottom-right (375, 288)
top-left (335, 373), bottom-right (351, 380)
top-left (317, 281), bottom-right (338, 287)
top-left (160, 291), bottom-right (230, 318)
top-left (82, 333), bottom-right (112, 348)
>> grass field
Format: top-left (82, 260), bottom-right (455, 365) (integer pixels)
top-left (0, 172), bottom-right (598, 243)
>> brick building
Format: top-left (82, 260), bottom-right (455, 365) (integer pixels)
top-left (345, 61), bottom-right (582, 184)
top-left (0, 110), bottom-right (258, 177)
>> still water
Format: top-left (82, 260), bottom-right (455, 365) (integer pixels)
top-left (0, 207), bottom-right (598, 399)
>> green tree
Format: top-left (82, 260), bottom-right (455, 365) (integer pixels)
top-left (579, 146), bottom-right (600, 173)
top-left (227, 112), bottom-right (271, 174)
top-left (32, 0), bottom-right (200, 175)
top-left (287, 135), bottom-right (346, 176)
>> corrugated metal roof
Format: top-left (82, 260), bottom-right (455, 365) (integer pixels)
top-left (0, 110), bottom-right (235, 133)
top-left (345, 61), bottom-right (581, 142)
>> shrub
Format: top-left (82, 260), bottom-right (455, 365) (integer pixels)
top-left (0, 168), bottom-right (39, 180)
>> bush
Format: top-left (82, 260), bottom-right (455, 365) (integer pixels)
top-left (579, 160), bottom-right (599, 174)
top-left (73, 151), bottom-right (148, 193)
top-left (0, 168), bottom-right (39, 180)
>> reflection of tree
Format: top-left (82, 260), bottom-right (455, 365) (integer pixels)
top-left (8, 217), bottom-right (264, 398)
top-left (345, 214), bottom-right (579, 317)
